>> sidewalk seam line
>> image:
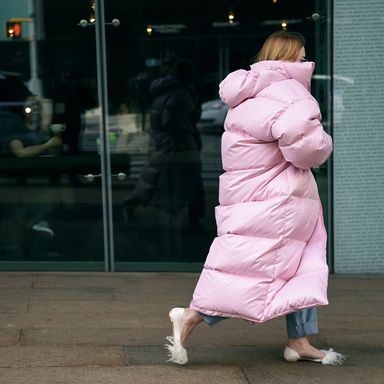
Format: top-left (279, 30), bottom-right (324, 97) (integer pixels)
top-left (240, 367), bottom-right (251, 384)
top-left (17, 328), bottom-right (23, 345)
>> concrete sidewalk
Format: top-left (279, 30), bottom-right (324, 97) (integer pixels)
top-left (0, 272), bottom-right (383, 384)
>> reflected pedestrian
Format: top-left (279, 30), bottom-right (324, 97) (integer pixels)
top-left (124, 58), bottom-right (204, 229)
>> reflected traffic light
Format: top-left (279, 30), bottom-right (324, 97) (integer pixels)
top-left (5, 21), bottom-right (22, 39)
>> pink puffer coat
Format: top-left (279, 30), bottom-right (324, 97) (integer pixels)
top-left (190, 61), bottom-right (333, 323)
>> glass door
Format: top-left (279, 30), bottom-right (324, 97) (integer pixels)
top-left (104, 0), bottom-right (223, 270)
top-left (103, 0), bottom-right (327, 271)
top-left (0, 0), bottom-right (109, 270)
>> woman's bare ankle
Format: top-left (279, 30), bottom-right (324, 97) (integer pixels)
top-left (287, 336), bottom-right (310, 349)
top-left (287, 337), bottom-right (325, 359)
top-left (184, 308), bottom-right (203, 322)
top-left (180, 308), bottom-right (203, 346)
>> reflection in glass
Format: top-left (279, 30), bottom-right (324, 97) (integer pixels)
top-left (0, 0), bottom-right (327, 270)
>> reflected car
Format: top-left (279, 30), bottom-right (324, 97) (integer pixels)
top-left (197, 98), bottom-right (229, 133)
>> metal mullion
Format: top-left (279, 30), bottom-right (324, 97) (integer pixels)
top-left (95, 0), bottom-right (115, 272)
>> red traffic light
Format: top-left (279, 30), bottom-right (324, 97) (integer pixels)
top-left (6, 21), bottom-right (22, 39)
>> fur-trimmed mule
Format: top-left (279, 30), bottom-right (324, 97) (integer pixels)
top-left (165, 307), bottom-right (188, 364)
top-left (284, 346), bottom-right (345, 365)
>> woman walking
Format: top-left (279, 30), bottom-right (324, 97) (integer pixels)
top-left (165, 31), bottom-right (345, 366)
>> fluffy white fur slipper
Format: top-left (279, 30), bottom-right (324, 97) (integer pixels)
top-left (165, 307), bottom-right (188, 364)
top-left (284, 346), bottom-right (345, 365)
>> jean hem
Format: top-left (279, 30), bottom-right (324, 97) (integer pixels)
top-left (287, 321), bottom-right (319, 339)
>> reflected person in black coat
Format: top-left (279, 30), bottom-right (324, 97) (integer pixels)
top-left (124, 59), bottom-right (204, 228)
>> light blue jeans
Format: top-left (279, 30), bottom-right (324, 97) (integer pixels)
top-left (201, 308), bottom-right (318, 339)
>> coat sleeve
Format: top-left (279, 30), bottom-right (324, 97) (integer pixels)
top-left (271, 98), bottom-right (333, 169)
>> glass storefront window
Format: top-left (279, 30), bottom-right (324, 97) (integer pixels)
top-left (0, 0), bottom-right (330, 271)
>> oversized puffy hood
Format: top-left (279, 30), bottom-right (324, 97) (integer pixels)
top-left (219, 61), bottom-right (315, 108)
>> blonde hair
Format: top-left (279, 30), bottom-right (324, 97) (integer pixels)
top-left (256, 31), bottom-right (305, 62)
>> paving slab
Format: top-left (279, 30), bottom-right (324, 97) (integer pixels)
top-left (318, 313), bottom-right (383, 327)
top-left (0, 366), bottom-right (247, 384)
top-left (0, 272), bottom-right (382, 384)
top-left (124, 345), bottom-right (281, 366)
top-left (33, 272), bottom-right (199, 290)
top-left (243, 365), bottom-right (384, 384)
top-left (0, 346), bottom-right (124, 368)
top-left (20, 322), bottom-right (287, 347)
top-left (127, 345), bottom-right (384, 369)
top-left (0, 273), bottom-right (36, 288)
top-left (316, 328), bottom-right (384, 348)
top-left (0, 300), bottom-right (29, 313)
top-left (0, 328), bottom-right (21, 346)
top-left (0, 287), bottom-right (115, 301)
top-left (327, 276), bottom-right (384, 290)
top-left (27, 296), bottom-right (190, 314)
top-left (318, 302), bottom-right (384, 316)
